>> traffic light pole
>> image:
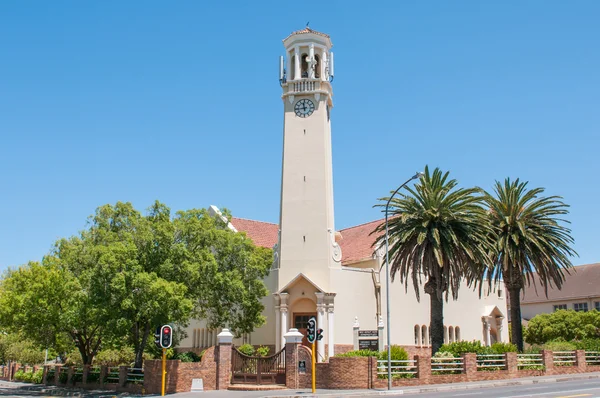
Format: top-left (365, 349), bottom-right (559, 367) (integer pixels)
top-left (161, 348), bottom-right (166, 396)
top-left (311, 341), bottom-right (316, 393)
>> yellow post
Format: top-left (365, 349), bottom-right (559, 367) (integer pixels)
top-left (161, 348), bottom-right (166, 396)
top-left (311, 342), bottom-right (316, 393)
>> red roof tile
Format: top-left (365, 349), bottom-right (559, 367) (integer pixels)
top-left (338, 219), bottom-right (383, 265)
top-left (231, 216), bottom-right (385, 266)
top-left (283, 27), bottom-right (330, 42)
top-left (230, 217), bottom-right (278, 249)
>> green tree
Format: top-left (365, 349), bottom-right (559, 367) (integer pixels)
top-left (484, 179), bottom-right (576, 351)
top-left (524, 309), bottom-right (600, 345)
top-left (0, 260), bottom-right (95, 364)
top-left (374, 166), bottom-right (493, 354)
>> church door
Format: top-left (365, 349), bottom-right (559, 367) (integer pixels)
top-left (293, 313), bottom-right (317, 347)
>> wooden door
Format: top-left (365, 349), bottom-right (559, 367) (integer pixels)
top-left (293, 313), bottom-right (317, 347)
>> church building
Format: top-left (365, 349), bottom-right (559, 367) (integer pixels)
top-left (180, 27), bottom-right (507, 360)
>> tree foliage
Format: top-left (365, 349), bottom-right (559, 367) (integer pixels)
top-left (524, 310), bottom-right (600, 345)
top-left (374, 166), bottom-right (494, 354)
top-left (484, 179), bottom-right (576, 351)
top-left (0, 201), bottom-right (272, 368)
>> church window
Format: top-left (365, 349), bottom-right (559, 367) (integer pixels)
top-left (574, 302), bottom-right (588, 312)
top-left (314, 54), bottom-right (321, 78)
top-left (290, 54), bottom-right (296, 80)
top-left (421, 325), bottom-right (427, 347)
top-left (455, 327), bottom-right (461, 342)
top-left (449, 326), bottom-right (455, 343)
top-left (414, 325), bottom-right (420, 345)
top-left (554, 304), bottom-right (567, 311)
top-left (443, 326), bottom-right (448, 344)
top-left (595, 302), bottom-right (600, 311)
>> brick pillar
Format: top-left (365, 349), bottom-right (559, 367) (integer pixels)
top-left (506, 352), bottom-right (518, 376)
top-left (415, 355), bottom-right (431, 382)
top-left (119, 366), bottom-right (128, 387)
top-left (464, 353), bottom-right (477, 380)
top-left (42, 366), bottom-right (49, 384)
top-left (54, 365), bottom-right (62, 385)
top-left (542, 350), bottom-right (554, 375)
top-left (284, 328), bottom-right (304, 389)
top-left (99, 366), bottom-right (108, 386)
top-left (216, 328), bottom-right (234, 390)
top-left (67, 366), bottom-right (74, 384)
top-left (575, 350), bottom-right (586, 371)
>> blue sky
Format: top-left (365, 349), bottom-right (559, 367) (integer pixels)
top-left (1, 1), bottom-right (598, 271)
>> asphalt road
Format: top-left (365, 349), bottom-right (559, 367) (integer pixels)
top-left (392, 378), bottom-right (600, 397)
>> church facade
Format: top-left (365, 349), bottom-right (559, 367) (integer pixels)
top-left (180, 28), bottom-right (507, 360)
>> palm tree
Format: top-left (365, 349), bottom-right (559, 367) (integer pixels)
top-left (374, 166), bottom-right (494, 354)
top-left (484, 178), bottom-right (576, 352)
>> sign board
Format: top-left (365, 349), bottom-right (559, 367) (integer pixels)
top-left (298, 360), bottom-right (306, 374)
top-left (358, 339), bottom-right (379, 351)
top-left (191, 378), bottom-right (204, 392)
top-left (358, 330), bottom-right (378, 337)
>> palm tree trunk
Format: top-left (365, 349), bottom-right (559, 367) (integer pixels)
top-left (508, 286), bottom-right (524, 352)
top-left (429, 292), bottom-right (444, 355)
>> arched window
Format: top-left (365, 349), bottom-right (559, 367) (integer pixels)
top-left (449, 326), bottom-right (455, 343)
top-left (314, 54), bottom-right (321, 78)
top-left (455, 326), bottom-right (461, 342)
top-left (443, 326), bottom-right (448, 344)
top-left (421, 325), bottom-right (427, 347)
top-left (301, 54), bottom-right (309, 78)
top-left (414, 325), bottom-right (420, 345)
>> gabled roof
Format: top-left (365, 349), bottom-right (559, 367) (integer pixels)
top-left (229, 216), bottom-right (383, 266)
top-left (520, 263), bottom-right (600, 303)
top-left (337, 219), bottom-right (383, 265)
top-left (230, 217), bottom-right (278, 249)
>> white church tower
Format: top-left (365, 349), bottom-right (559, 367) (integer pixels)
top-left (272, 27), bottom-right (341, 361)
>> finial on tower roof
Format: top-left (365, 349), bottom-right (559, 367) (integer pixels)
top-left (306, 21), bottom-right (310, 28)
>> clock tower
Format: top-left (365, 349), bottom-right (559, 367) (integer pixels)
top-left (275, 27), bottom-right (340, 292)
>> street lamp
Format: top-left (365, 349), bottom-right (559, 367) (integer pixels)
top-left (384, 171), bottom-right (424, 390)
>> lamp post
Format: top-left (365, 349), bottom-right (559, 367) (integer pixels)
top-left (384, 171), bottom-right (423, 390)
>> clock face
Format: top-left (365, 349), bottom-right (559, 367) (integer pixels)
top-left (294, 99), bottom-right (315, 118)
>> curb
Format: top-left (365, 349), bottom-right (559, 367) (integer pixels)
top-left (265, 372), bottom-right (600, 397)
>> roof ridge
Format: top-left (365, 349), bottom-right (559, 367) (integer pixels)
top-left (340, 218), bottom-right (384, 232)
top-left (231, 216), bottom-right (278, 226)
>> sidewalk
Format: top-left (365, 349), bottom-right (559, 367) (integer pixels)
top-left (170, 371), bottom-right (600, 398)
top-left (1, 372), bottom-right (600, 398)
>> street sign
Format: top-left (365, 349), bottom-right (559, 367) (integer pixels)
top-left (358, 339), bottom-right (379, 351)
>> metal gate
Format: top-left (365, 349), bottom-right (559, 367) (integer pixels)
top-left (231, 346), bottom-right (286, 385)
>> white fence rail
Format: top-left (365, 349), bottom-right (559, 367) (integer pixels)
top-left (376, 359), bottom-right (417, 377)
top-left (431, 357), bottom-right (463, 374)
top-left (553, 351), bottom-right (576, 366)
top-left (476, 354), bottom-right (506, 370)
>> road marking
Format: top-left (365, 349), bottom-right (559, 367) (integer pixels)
top-left (452, 393), bottom-right (483, 396)
top-left (496, 387), bottom-right (600, 398)
top-left (555, 394), bottom-right (592, 398)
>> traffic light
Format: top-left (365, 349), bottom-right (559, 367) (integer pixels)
top-left (154, 326), bottom-right (161, 349)
top-left (306, 317), bottom-right (316, 343)
top-left (160, 325), bottom-right (173, 348)
top-left (316, 328), bottom-right (324, 341)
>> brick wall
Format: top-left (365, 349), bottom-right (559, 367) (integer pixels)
top-left (143, 346), bottom-right (217, 394)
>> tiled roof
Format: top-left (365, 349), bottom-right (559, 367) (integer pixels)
top-left (283, 27), bottom-right (330, 41)
top-left (230, 216), bottom-right (384, 266)
top-left (230, 217), bottom-right (278, 249)
top-left (520, 262), bottom-right (600, 303)
top-left (338, 219), bottom-right (383, 264)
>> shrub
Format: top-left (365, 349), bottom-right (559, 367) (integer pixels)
top-left (22, 371), bottom-right (34, 382)
top-left (335, 349), bottom-right (378, 358)
top-left (94, 347), bottom-right (135, 366)
top-left (256, 346), bottom-right (270, 357)
top-left (31, 369), bottom-right (43, 384)
top-left (13, 369), bottom-right (25, 381)
top-left (574, 338), bottom-right (600, 352)
top-left (543, 340), bottom-right (577, 352)
top-left (439, 340), bottom-right (485, 356)
top-left (489, 342), bottom-right (518, 354)
top-left (431, 351), bottom-right (461, 375)
top-left (237, 344), bottom-right (255, 356)
top-left (175, 351), bottom-right (201, 362)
